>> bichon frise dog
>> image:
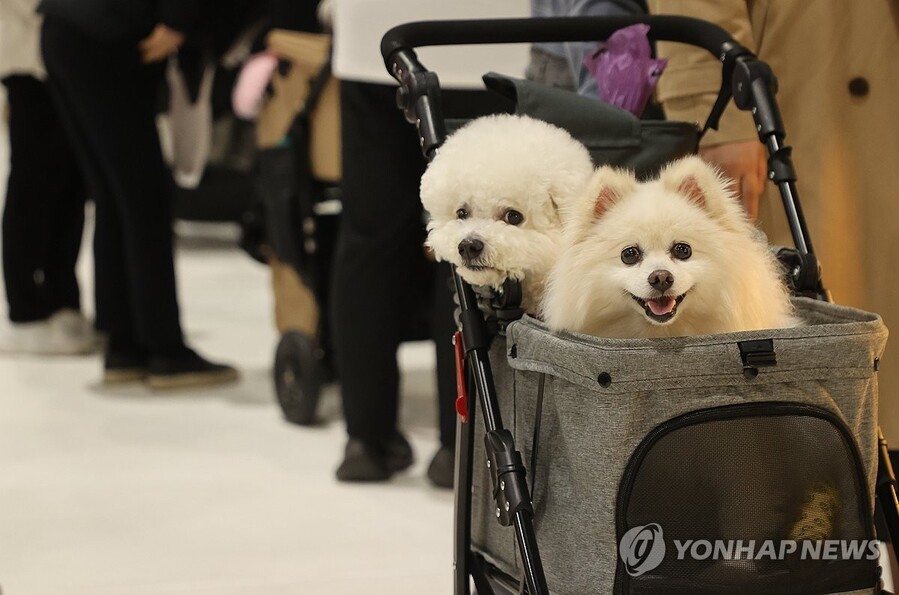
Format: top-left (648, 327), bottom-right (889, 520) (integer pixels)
top-left (544, 156), bottom-right (800, 337)
top-left (420, 114), bottom-right (594, 314)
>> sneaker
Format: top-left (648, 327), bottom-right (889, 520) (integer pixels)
top-left (0, 309), bottom-right (98, 355)
top-left (146, 347), bottom-right (239, 390)
top-left (47, 309), bottom-right (101, 350)
top-left (103, 349), bottom-right (149, 384)
top-left (335, 432), bottom-right (414, 482)
top-left (427, 445), bottom-right (455, 489)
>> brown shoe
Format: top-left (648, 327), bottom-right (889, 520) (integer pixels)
top-left (146, 348), bottom-right (239, 390)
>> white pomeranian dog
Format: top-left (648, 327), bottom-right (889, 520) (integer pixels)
top-left (420, 114), bottom-right (594, 314)
top-left (543, 156), bottom-right (800, 337)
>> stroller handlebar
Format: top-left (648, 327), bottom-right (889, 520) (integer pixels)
top-left (380, 16), bottom-right (740, 66)
top-left (381, 16), bottom-right (822, 293)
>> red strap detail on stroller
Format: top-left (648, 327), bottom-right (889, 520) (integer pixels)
top-left (453, 331), bottom-right (468, 423)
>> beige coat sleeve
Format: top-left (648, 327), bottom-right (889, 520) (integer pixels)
top-left (648, 0), bottom-right (758, 147)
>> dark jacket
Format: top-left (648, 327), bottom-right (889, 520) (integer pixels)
top-left (38, 0), bottom-right (202, 41)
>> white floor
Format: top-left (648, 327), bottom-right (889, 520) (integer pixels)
top-left (0, 119), bottom-right (454, 594)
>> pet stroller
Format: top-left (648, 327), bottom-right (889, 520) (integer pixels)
top-left (254, 29), bottom-right (342, 425)
top-left (381, 15), bottom-right (899, 595)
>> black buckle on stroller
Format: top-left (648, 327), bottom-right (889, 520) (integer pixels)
top-left (491, 279), bottom-right (524, 332)
top-left (485, 430), bottom-right (533, 527)
top-left (739, 339), bottom-right (777, 379)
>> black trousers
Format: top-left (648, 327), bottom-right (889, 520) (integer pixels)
top-left (332, 81), bottom-right (507, 449)
top-left (41, 18), bottom-right (184, 354)
top-left (2, 75), bottom-right (85, 323)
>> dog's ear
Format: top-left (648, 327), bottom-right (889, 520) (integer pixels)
top-left (675, 175), bottom-right (706, 208)
top-left (560, 166), bottom-right (636, 243)
top-left (587, 166), bottom-right (637, 220)
top-left (593, 186), bottom-right (620, 219)
top-left (660, 156), bottom-right (737, 216)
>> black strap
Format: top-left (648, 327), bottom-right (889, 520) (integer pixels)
top-left (699, 43), bottom-right (755, 139)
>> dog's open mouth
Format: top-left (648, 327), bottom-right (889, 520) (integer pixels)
top-left (631, 293), bottom-right (687, 323)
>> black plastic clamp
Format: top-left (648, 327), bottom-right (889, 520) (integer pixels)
top-left (776, 247), bottom-right (824, 298)
top-left (768, 145), bottom-right (798, 184)
top-left (732, 58), bottom-right (784, 139)
top-left (389, 49), bottom-right (446, 159)
top-left (738, 339), bottom-right (777, 379)
top-left (491, 279), bottom-right (525, 331)
top-left (701, 42), bottom-right (754, 135)
top-left (485, 430), bottom-right (533, 527)
top-left (459, 307), bottom-right (491, 354)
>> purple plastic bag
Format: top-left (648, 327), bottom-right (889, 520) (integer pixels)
top-left (583, 24), bottom-right (668, 116)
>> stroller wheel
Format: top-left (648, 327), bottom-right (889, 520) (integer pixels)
top-left (274, 331), bottom-right (325, 426)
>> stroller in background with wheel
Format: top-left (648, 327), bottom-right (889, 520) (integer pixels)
top-left (253, 28), bottom-right (342, 426)
top-left (382, 15), bottom-right (899, 595)
top-left (255, 28), bottom-right (443, 426)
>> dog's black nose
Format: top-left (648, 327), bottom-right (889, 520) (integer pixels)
top-left (458, 238), bottom-right (484, 261)
top-left (648, 269), bottom-right (674, 292)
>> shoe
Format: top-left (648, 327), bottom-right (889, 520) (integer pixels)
top-left (146, 347), bottom-right (239, 390)
top-left (47, 309), bottom-right (101, 351)
top-left (103, 349), bottom-right (149, 384)
top-left (336, 432), bottom-right (414, 482)
top-left (427, 445), bottom-right (455, 489)
top-left (0, 309), bottom-right (98, 355)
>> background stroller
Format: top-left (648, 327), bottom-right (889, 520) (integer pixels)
top-left (382, 15), bottom-right (899, 595)
top-left (255, 28), bottom-right (446, 425)
top-left (254, 27), bottom-right (342, 426)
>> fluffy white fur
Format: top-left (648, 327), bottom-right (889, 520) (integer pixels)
top-left (420, 114), bottom-right (594, 313)
top-left (544, 156), bottom-right (800, 338)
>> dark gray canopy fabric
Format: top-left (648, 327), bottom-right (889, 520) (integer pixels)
top-left (482, 72), bottom-right (699, 178)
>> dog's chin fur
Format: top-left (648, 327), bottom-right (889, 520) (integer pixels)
top-left (544, 157), bottom-right (801, 338)
top-left (420, 114), bottom-right (594, 314)
top-left (426, 220), bottom-right (560, 312)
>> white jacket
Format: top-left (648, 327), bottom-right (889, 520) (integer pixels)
top-left (0, 0), bottom-right (44, 79)
top-left (332, 0), bottom-right (530, 87)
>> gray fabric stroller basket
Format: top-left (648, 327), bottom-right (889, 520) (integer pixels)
top-left (471, 298), bottom-right (888, 594)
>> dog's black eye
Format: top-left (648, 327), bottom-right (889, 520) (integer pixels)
top-left (504, 210), bottom-right (524, 226)
top-left (621, 245), bottom-right (642, 265)
top-left (671, 242), bottom-right (692, 260)
top-left (456, 208), bottom-right (469, 220)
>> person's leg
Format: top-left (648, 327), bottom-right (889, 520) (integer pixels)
top-left (41, 92), bottom-right (88, 317)
top-left (2, 76), bottom-right (60, 323)
top-left (42, 18), bottom-right (236, 386)
top-left (332, 81), bottom-right (427, 480)
top-left (0, 75), bottom-right (95, 354)
top-left (41, 21), bottom-right (138, 355)
top-left (432, 262), bottom-right (458, 451)
top-left (426, 261), bottom-right (458, 488)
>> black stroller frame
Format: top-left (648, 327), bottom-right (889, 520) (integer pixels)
top-left (380, 16), bottom-right (899, 594)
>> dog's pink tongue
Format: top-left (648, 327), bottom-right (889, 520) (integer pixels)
top-left (647, 296), bottom-right (676, 316)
